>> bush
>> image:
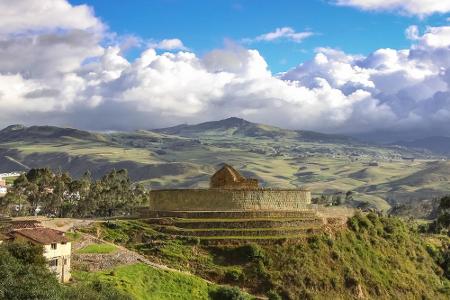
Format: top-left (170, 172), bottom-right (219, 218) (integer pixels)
top-left (267, 290), bottom-right (282, 300)
top-left (105, 221), bottom-right (120, 229)
top-left (210, 286), bottom-right (247, 300)
top-left (225, 269), bottom-right (244, 283)
top-left (235, 243), bottom-right (266, 263)
top-left (348, 216), bottom-right (360, 232)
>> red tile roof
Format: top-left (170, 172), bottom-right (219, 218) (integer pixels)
top-left (11, 228), bottom-right (68, 245)
top-left (9, 220), bottom-right (42, 230)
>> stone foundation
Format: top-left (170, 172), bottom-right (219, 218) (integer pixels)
top-left (149, 189), bottom-right (311, 212)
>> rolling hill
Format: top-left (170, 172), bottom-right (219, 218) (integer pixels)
top-left (392, 136), bottom-right (450, 155)
top-left (0, 118), bottom-right (448, 216)
top-left (154, 117), bottom-right (355, 143)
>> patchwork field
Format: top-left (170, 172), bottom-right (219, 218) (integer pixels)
top-left (0, 119), bottom-right (448, 216)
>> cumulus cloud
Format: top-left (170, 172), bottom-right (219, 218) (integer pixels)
top-left (334, 0), bottom-right (450, 16)
top-left (0, 0), bottom-right (102, 35)
top-left (149, 38), bottom-right (188, 50)
top-left (245, 27), bottom-right (314, 43)
top-left (2, 0), bottom-right (450, 136)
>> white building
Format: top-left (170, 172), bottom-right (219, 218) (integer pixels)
top-left (9, 225), bottom-right (72, 282)
top-left (0, 177), bottom-right (7, 196)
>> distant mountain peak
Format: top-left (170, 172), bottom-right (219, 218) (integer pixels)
top-left (152, 117), bottom-right (354, 144)
top-left (219, 117), bottom-right (252, 126)
top-left (1, 124), bottom-right (26, 132)
top-left (0, 124), bottom-right (107, 142)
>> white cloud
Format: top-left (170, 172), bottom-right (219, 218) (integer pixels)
top-left (413, 26), bottom-right (450, 48)
top-left (2, 0), bottom-right (450, 136)
top-left (0, 0), bottom-right (102, 35)
top-left (247, 27), bottom-right (314, 43)
top-left (406, 25), bottom-right (420, 40)
top-left (149, 38), bottom-right (188, 50)
top-left (335, 0), bottom-right (450, 16)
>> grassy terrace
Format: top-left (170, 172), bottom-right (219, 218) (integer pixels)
top-left (72, 263), bottom-right (233, 300)
top-left (79, 216), bottom-right (450, 299)
top-left (143, 213), bottom-right (325, 239)
top-left (77, 243), bottom-right (118, 254)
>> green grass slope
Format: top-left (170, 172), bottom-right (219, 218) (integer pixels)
top-left (82, 216), bottom-right (450, 299)
top-left (73, 264), bottom-right (214, 300)
top-left (77, 243), bottom-right (118, 254)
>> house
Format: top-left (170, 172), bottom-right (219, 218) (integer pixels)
top-left (0, 178), bottom-right (7, 196)
top-left (9, 225), bottom-right (71, 282)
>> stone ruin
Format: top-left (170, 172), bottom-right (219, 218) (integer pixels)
top-left (210, 164), bottom-right (259, 189)
top-left (146, 164), bottom-right (312, 212)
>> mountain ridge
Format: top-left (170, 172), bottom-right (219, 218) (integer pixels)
top-left (152, 117), bottom-right (357, 144)
top-left (0, 124), bottom-right (107, 143)
top-left (392, 136), bottom-right (450, 155)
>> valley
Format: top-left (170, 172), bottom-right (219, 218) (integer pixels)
top-left (0, 118), bottom-right (448, 216)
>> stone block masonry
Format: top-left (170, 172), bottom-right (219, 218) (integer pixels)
top-left (149, 189), bottom-right (311, 211)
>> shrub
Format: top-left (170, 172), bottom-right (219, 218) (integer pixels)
top-left (210, 286), bottom-right (247, 300)
top-left (105, 221), bottom-right (120, 229)
top-left (267, 290), bottom-right (282, 300)
top-left (225, 269), bottom-right (244, 283)
top-left (235, 243), bottom-right (266, 263)
top-left (307, 235), bottom-right (321, 250)
top-left (348, 216), bottom-right (360, 232)
top-left (366, 212), bottom-right (378, 224)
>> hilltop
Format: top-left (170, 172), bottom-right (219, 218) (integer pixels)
top-left (77, 214), bottom-right (450, 299)
top-left (153, 117), bottom-right (354, 143)
top-left (0, 124), bottom-right (107, 143)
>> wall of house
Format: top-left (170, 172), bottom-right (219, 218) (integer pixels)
top-left (149, 189), bottom-right (311, 211)
top-left (43, 242), bottom-right (72, 283)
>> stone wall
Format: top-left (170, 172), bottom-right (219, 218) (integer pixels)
top-left (149, 189), bottom-right (311, 211)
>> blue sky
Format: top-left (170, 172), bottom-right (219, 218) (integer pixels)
top-left (71, 0), bottom-right (449, 73)
top-left (2, 0), bottom-right (450, 135)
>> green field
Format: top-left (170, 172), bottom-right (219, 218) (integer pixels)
top-left (73, 264), bottom-right (211, 300)
top-left (77, 243), bottom-right (118, 254)
top-left (73, 263), bottom-right (253, 300)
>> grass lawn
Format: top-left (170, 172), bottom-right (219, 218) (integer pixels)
top-left (65, 231), bottom-right (82, 242)
top-left (72, 263), bottom-right (214, 300)
top-left (77, 243), bottom-right (118, 254)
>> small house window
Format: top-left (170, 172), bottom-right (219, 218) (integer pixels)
top-left (49, 259), bottom-right (58, 267)
top-left (64, 258), bottom-right (68, 265)
top-left (51, 243), bottom-right (57, 250)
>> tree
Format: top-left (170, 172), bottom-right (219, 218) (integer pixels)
top-left (0, 243), bottom-right (63, 300)
top-left (73, 171), bottom-right (94, 217)
top-left (2, 174), bottom-right (31, 216)
top-left (42, 170), bottom-right (72, 217)
top-left (1, 168), bottom-right (147, 218)
top-left (429, 196), bottom-right (450, 233)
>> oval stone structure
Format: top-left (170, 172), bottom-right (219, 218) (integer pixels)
top-left (149, 188), bottom-right (312, 211)
top-left (149, 164), bottom-right (311, 212)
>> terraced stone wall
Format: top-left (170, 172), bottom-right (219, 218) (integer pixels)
top-left (149, 189), bottom-right (311, 211)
